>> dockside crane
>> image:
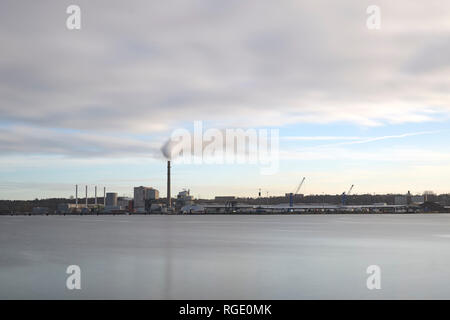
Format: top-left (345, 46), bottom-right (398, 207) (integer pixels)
top-left (341, 184), bottom-right (354, 206)
top-left (289, 177), bottom-right (306, 207)
top-left (293, 177), bottom-right (306, 196)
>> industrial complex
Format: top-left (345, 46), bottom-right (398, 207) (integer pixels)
top-left (16, 160), bottom-right (449, 215)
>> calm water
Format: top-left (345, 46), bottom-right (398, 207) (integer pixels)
top-left (1, 214), bottom-right (450, 299)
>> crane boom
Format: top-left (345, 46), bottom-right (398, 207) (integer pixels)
top-left (293, 177), bottom-right (306, 195)
top-left (347, 184), bottom-right (354, 195)
top-left (341, 184), bottom-right (354, 206)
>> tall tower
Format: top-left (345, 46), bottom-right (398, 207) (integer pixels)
top-left (167, 160), bottom-right (171, 208)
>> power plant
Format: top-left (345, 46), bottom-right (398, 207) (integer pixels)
top-left (26, 163), bottom-right (449, 215)
top-left (58, 161), bottom-right (172, 214)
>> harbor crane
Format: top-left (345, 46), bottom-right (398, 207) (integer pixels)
top-left (289, 177), bottom-right (306, 207)
top-left (342, 184), bottom-right (354, 206)
top-left (293, 177), bottom-right (306, 195)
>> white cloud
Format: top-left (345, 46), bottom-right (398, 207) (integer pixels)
top-left (0, 125), bottom-right (163, 158)
top-left (0, 0), bottom-right (449, 137)
top-left (1, 0), bottom-right (450, 198)
top-left (281, 131), bottom-right (441, 143)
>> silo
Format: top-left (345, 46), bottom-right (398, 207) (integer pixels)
top-left (105, 192), bottom-right (118, 206)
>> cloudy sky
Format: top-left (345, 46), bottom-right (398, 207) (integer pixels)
top-left (1, 0), bottom-right (449, 200)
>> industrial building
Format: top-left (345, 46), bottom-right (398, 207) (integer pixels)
top-left (57, 203), bottom-right (79, 214)
top-left (105, 192), bottom-right (118, 206)
top-left (46, 170), bottom-right (443, 216)
top-left (133, 186), bottom-right (159, 212)
top-left (394, 191), bottom-right (425, 206)
top-left (118, 197), bottom-right (133, 209)
top-left (176, 189), bottom-right (194, 211)
top-left (32, 207), bottom-right (49, 215)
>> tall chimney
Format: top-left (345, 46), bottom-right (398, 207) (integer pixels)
top-left (95, 186), bottom-right (97, 205)
top-left (75, 185), bottom-right (78, 207)
top-left (167, 160), bottom-right (171, 208)
top-left (103, 187), bottom-right (106, 205)
top-left (85, 185), bottom-right (88, 208)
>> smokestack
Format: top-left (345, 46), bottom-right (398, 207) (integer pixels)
top-left (75, 185), bottom-right (78, 207)
top-left (167, 160), bottom-right (171, 208)
top-left (85, 185), bottom-right (88, 208)
top-left (95, 186), bottom-right (97, 205)
top-left (103, 187), bottom-right (106, 205)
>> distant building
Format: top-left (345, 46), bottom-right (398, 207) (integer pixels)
top-left (411, 195), bottom-right (425, 204)
top-left (118, 197), bottom-right (133, 209)
top-left (423, 191), bottom-right (436, 202)
top-left (180, 204), bottom-right (205, 214)
top-left (395, 194), bottom-right (425, 205)
top-left (134, 186), bottom-right (159, 210)
top-left (57, 203), bottom-right (78, 214)
top-left (150, 203), bottom-right (162, 212)
top-left (32, 207), bottom-right (49, 214)
top-left (106, 192), bottom-right (118, 206)
top-left (395, 196), bottom-right (407, 205)
top-left (176, 189), bottom-right (194, 210)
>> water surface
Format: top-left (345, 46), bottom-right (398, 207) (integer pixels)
top-left (1, 214), bottom-right (450, 299)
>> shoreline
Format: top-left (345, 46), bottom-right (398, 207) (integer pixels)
top-left (2, 211), bottom-right (449, 216)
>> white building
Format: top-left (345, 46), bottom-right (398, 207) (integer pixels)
top-left (411, 195), bottom-right (425, 204)
top-left (395, 194), bottom-right (425, 205)
top-left (176, 189), bottom-right (194, 210)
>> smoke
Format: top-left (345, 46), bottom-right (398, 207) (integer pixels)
top-left (160, 126), bottom-right (279, 163)
top-left (160, 133), bottom-right (212, 160)
top-left (160, 138), bottom-right (188, 160)
top-left (160, 140), bottom-right (172, 159)
top-left (160, 125), bottom-right (224, 160)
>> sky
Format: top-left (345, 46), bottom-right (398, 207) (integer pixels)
top-left (0, 0), bottom-right (450, 200)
